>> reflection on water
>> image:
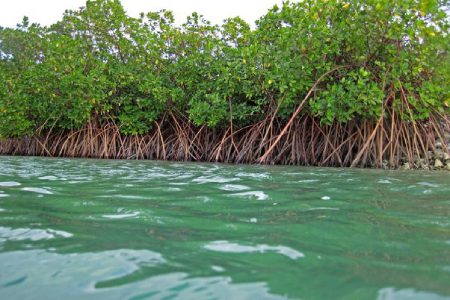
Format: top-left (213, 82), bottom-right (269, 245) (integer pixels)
top-left (204, 241), bottom-right (304, 260)
top-left (0, 156), bottom-right (449, 299)
top-left (0, 227), bottom-right (73, 242)
top-left (377, 288), bottom-right (450, 300)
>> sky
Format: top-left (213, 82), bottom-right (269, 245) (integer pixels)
top-left (0, 0), bottom-right (286, 28)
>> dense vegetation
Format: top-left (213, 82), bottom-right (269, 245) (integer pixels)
top-left (0, 0), bottom-right (449, 167)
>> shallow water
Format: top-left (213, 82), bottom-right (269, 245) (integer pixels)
top-left (0, 156), bottom-right (449, 300)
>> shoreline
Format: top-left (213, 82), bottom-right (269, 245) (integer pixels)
top-left (1, 153), bottom-right (449, 172)
top-left (1, 118), bottom-right (449, 170)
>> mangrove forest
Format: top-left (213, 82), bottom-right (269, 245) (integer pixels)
top-left (0, 0), bottom-right (449, 168)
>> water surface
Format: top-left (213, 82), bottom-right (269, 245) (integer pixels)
top-left (0, 156), bottom-right (449, 299)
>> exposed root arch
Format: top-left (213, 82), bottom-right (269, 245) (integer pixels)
top-left (1, 112), bottom-right (448, 169)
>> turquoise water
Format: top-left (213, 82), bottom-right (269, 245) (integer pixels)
top-left (0, 156), bottom-right (449, 299)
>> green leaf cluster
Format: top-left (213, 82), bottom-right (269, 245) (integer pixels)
top-left (0, 0), bottom-right (448, 137)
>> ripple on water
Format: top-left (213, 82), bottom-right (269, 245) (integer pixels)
top-left (377, 287), bottom-right (450, 300)
top-left (232, 191), bottom-right (269, 201)
top-left (298, 179), bottom-right (320, 183)
top-left (169, 182), bottom-right (189, 186)
top-left (204, 241), bottom-right (304, 260)
top-left (377, 179), bottom-right (392, 184)
top-left (0, 182), bottom-right (21, 187)
top-left (96, 194), bottom-right (147, 200)
top-left (219, 184), bottom-right (250, 191)
top-left (192, 176), bottom-right (240, 184)
top-left (21, 187), bottom-right (53, 195)
top-left (174, 174), bottom-right (194, 180)
top-left (197, 196), bottom-right (212, 203)
top-left (1, 249), bottom-right (285, 299)
top-left (417, 182), bottom-right (439, 188)
top-left (211, 265), bottom-right (225, 272)
top-left (235, 172), bottom-right (271, 180)
top-left (0, 227), bottom-right (73, 242)
top-left (305, 207), bottom-right (339, 212)
top-left (38, 176), bottom-right (64, 181)
top-left (0, 248), bottom-right (166, 295)
top-left (102, 211), bottom-right (140, 219)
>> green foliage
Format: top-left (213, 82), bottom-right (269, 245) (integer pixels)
top-left (310, 69), bottom-right (385, 123)
top-left (0, 0), bottom-right (449, 138)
